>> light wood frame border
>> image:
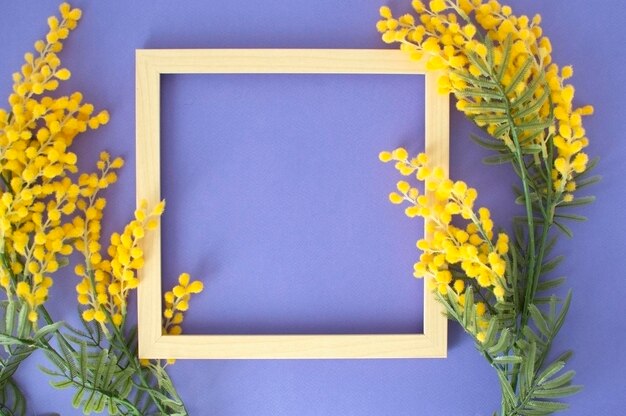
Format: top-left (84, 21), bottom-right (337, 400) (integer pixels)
top-left (136, 49), bottom-right (449, 359)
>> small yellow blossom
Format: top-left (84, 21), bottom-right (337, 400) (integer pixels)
top-left (162, 273), bottom-right (204, 339)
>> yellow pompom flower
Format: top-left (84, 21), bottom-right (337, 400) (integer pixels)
top-left (389, 192), bottom-right (404, 204)
top-left (55, 68), bottom-right (71, 80)
top-left (429, 0), bottom-right (447, 13)
top-left (187, 280), bottom-right (204, 294)
top-left (379, 6), bottom-right (392, 18)
top-left (392, 147), bottom-right (408, 160)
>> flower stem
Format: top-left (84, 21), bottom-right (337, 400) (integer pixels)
top-left (108, 314), bottom-right (184, 415)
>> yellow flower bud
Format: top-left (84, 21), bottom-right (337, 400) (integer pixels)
top-left (110, 157), bottom-right (124, 169)
top-left (55, 68), bottom-right (71, 81)
top-left (493, 286), bottom-right (505, 299)
top-left (82, 309), bottom-right (95, 322)
top-left (28, 310), bottom-right (39, 323)
top-left (389, 192), bottom-right (404, 204)
top-left (146, 219), bottom-right (159, 230)
top-left (175, 301), bottom-right (189, 311)
top-left (97, 111), bottom-right (109, 124)
top-left (561, 65), bottom-right (574, 79)
top-left (112, 314), bottom-right (123, 326)
top-left (187, 281), bottom-right (204, 294)
top-left (379, 6), bottom-right (392, 18)
top-left (135, 209), bottom-right (146, 222)
top-left (378, 151), bottom-right (393, 162)
top-left (68, 8), bottom-right (82, 20)
top-left (453, 279), bottom-right (465, 294)
top-left (164, 291), bottom-right (175, 304)
top-left (168, 325), bottom-right (182, 335)
top-left (178, 273), bottom-right (190, 287)
top-left (392, 147), bottom-right (408, 160)
top-left (172, 285), bottom-right (186, 298)
top-left (396, 181), bottom-right (411, 194)
top-left (405, 206), bottom-right (420, 218)
top-left (172, 313), bottom-right (184, 324)
top-left (429, 0), bottom-right (447, 13)
top-left (94, 310), bottom-right (107, 323)
top-left (152, 200), bottom-right (166, 216)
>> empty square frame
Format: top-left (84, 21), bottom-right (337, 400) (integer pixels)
top-left (136, 49), bottom-right (449, 359)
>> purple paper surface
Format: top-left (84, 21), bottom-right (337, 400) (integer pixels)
top-left (1, 1), bottom-right (625, 415)
top-left (161, 73), bottom-right (425, 335)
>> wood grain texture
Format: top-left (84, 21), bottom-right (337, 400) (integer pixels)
top-left (136, 51), bottom-right (163, 358)
top-left (423, 71), bottom-right (449, 357)
top-left (148, 334), bottom-right (444, 359)
top-left (136, 49), bottom-right (449, 359)
top-left (136, 49), bottom-right (426, 74)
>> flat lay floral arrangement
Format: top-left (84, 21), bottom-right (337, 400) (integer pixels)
top-left (0, 1), bottom-right (595, 416)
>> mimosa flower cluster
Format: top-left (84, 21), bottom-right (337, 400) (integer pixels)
top-left (139, 271), bottom-right (204, 368)
top-left (380, 148), bottom-right (509, 338)
top-left (377, 0), bottom-right (593, 202)
top-left (0, 4), bottom-right (202, 414)
top-left (69, 157), bottom-right (204, 337)
top-left (163, 273), bottom-right (204, 336)
top-left (74, 189), bottom-right (161, 328)
top-left (0, 3), bottom-right (108, 323)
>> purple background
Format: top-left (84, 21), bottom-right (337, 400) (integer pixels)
top-left (1, 1), bottom-right (625, 415)
top-left (161, 73), bottom-right (426, 335)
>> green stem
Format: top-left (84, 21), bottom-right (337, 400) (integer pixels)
top-left (38, 307), bottom-right (142, 415)
top-left (436, 292), bottom-right (517, 413)
top-left (108, 316), bottom-right (181, 415)
top-left (473, 59), bottom-right (548, 399)
top-left (526, 135), bottom-right (557, 307)
top-left (479, 342), bottom-right (517, 414)
top-left (513, 149), bottom-right (536, 330)
top-left (471, 58), bottom-right (541, 332)
top-left (510, 132), bottom-right (556, 396)
top-left (528, 223), bottom-right (550, 307)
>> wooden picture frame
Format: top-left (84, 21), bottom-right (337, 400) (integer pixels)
top-left (136, 49), bottom-right (449, 359)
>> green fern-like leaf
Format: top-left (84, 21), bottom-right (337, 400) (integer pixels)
top-left (0, 377), bottom-right (26, 416)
